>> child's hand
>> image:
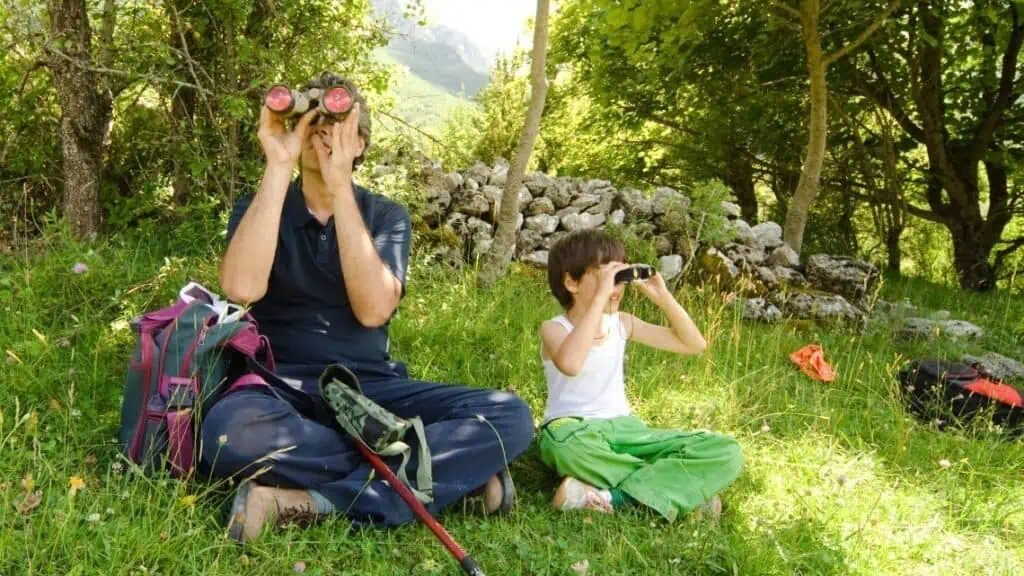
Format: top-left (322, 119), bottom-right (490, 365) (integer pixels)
top-left (597, 262), bottom-right (631, 298)
top-left (636, 271), bottom-right (672, 305)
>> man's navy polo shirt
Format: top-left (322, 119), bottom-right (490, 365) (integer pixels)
top-left (226, 179), bottom-right (411, 382)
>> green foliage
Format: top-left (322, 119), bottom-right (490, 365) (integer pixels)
top-left (2, 226), bottom-right (1024, 573)
top-left (686, 179), bottom-right (733, 248)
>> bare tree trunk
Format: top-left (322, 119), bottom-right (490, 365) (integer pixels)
top-left (170, 86), bottom-right (196, 204)
top-left (782, 0), bottom-right (826, 254)
top-left (725, 153), bottom-right (757, 223)
top-left (48, 0), bottom-right (113, 237)
top-left (477, 0), bottom-right (550, 286)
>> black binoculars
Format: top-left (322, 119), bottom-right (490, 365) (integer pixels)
top-left (264, 84), bottom-right (354, 119)
top-left (615, 264), bottom-right (654, 284)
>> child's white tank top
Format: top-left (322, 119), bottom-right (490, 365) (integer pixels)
top-left (541, 313), bottom-right (632, 424)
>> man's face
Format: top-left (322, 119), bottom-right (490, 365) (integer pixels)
top-left (299, 118), bottom-right (365, 173)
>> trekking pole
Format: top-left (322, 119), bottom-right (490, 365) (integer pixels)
top-left (351, 438), bottom-right (486, 576)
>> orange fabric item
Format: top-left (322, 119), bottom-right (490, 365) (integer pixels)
top-left (964, 378), bottom-right (1024, 408)
top-left (789, 345), bottom-right (836, 382)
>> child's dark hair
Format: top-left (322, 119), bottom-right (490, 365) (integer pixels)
top-left (547, 229), bottom-right (626, 309)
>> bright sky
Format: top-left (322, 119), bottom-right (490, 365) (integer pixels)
top-left (422, 0), bottom-right (538, 61)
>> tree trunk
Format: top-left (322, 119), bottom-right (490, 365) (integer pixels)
top-left (951, 219), bottom-right (996, 291)
top-left (725, 153), bottom-right (757, 223)
top-left (886, 227), bottom-right (902, 275)
top-left (170, 87), bottom-right (196, 205)
top-left (782, 0), bottom-right (826, 255)
top-left (477, 0), bottom-right (550, 286)
top-left (48, 0), bottom-right (112, 237)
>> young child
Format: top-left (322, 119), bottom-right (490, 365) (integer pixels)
top-left (538, 229), bottom-right (743, 522)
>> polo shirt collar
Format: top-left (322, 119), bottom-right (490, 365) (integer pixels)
top-left (285, 178), bottom-right (367, 228)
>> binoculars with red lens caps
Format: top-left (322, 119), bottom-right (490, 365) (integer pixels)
top-left (264, 84), bottom-right (354, 119)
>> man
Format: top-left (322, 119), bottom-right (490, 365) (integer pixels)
top-left (204, 73), bottom-right (534, 542)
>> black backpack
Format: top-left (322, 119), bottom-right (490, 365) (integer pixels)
top-left (898, 359), bottom-right (1024, 437)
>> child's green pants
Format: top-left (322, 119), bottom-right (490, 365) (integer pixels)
top-left (538, 415), bottom-right (743, 522)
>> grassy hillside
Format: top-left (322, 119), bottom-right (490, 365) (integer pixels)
top-left (1, 219), bottom-right (1023, 575)
top-left (377, 48), bottom-right (477, 134)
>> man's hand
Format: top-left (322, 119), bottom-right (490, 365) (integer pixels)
top-left (257, 107), bottom-right (317, 168)
top-left (313, 103), bottom-right (362, 192)
top-left (635, 271), bottom-right (672, 306)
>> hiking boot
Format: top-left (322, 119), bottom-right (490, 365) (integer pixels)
top-left (551, 477), bottom-right (613, 514)
top-left (227, 482), bottom-right (319, 543)
top-left (465, 467), bottom-right (515, 515)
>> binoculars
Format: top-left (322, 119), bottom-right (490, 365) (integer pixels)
top-left (615, 264), bottom-right (654, 284)
top-left (264, 84), bottom-right (354, 119)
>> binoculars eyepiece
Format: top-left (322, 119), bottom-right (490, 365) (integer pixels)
top-left (265, 84), bottom-right (354, 119)
top-left (614, 264), bottom-right (655, 284)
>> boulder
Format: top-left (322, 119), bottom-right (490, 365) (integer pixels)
top-left (525, 214), bottom-right (560, 235)
top-left (609, 209), bottom-right (626, 226)
top-left (618, 187), bottom-right (654, 220)
top-left (874, 299), bottom-right (919, 317)
top-left (463, 177), bottom-right (480, 192)
top-left (653, 235), bottom-right (674, 256)
top-left (806, 254), bottom-right (880, 304)
top-left (466, 217), bottom-right (493, 238)
top-left (653, 187), bottom-right (690, 216)
top-left (481, 185), bottom-right (503, 210)
top-left (726, 219), bottom-right (757, 246)
top-left (737, 298), bottom-right (782, 323)
top-left (455, 192), bottom-right (490, 218)
top-left (720, 201), bottom-right (742, 219)
top-left (571, 193), bottom-right (601, 211)
top-left (521, 250), bottom-right (549, 267)
top-left (587, 190), bottom-right (617, 216)
top-left (443, 171), bottom-right (464, 193)
top-left (940, 320), bottom-right (984, 339)
top-left (772, 266), bottom-right (807, 286)
top-left (757, 266), bottom-right (778, 289)
top-left (542, 231), bottom-right (568, 250)
top-left (897, 318), bottom-right (984, 340)
top-left (423, 186), bottom-right (451, 227)
top-left (526, 197), bottom-right (555, 216)
top-left (517, 229), bottom-right (545, 255)
top-left (545, 178), bottom-right (574, 208)
top-left (443, 212), bottom-right (469, 236)
top-left (660, 254), bottom-right (684, 281)
top-left (700, 248), bottom-right (740, 280)
top-left (518, 186), bottom-right (533, 205)
top-left (524, 172), bottom-right (555, 195)
top-left (584, 179), bottom-right (613, 194)
top-left (962, 352), bottom-right (1024, 382)
top-left (562, 212), bottom-right (606, 232)
top-left (781, 293), bottom-right (863, 322)
top-left (751, 222), bottom-right (784, 250)
top-left (767, 245), bottom-right (800, 268)
top-left (723, 242), bottom-right (767, 268)
top-left (488, 165), bottom-right (508, 187)
top-left (467, 161), bottom-right (492, 184)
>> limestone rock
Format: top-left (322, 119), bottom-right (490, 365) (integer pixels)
top-left (737, 298), bottom-right (782, 323)
top-left (751, 222), bottom-right (784, 250)
top-left (781, 293), bottom-right (862, 322)
top-left (524, 172), bottom-right (555, 195)
top-left (700, 248), bottom-right (740, 280)
top-left (521, 250), bottom-right (549, 267)
top-left (562, 212), bottom-right (606, 232)
top-left (720, 201), bottom-right (742, 219)
top-left (653, 187), bottom-right (690, 216)
top-left (584, 179), bottom-right (613, 194)
top-left (726, 219), bottom-right (757, 246)
top-left (455, 192), bottom-right (490, 218)
top-left (772, 266), bottom-right (808, 286)
top-left (587, 190), bottom-right (616, 216)
top-left (767, 245), bottom-right (800, 268)
top-left (757, 266), bottom-right (778, 289)
top-left (571, 193), bottom-right (601, 211)
top-left (962, 352), bottom-right (1024, 382)
top-left (653, 235), bottom-right (674, 256)
top-left (542, 231), bottom-right (568, 250)
top-left (806, 254), bottom-right (880, 304)
top-left (545, 178), bottom-right (574, 208)
top-left (723, 242), bottom-right (767, 268)
top-left (517, 229), bottom-right (544, 255)
top-left (526, 197), bottom-right (555, 216)
top-left (619, 188), bottom-right (654, 220)
top-left (609, 209), bottom-right (626, 226)
top-left (488, 165), bottom-right (508, 187)
top-left (466, 217), bottom-right (493, 238)
top-left (463, 177), bottom-right (480, 192)
top-left (525, 214), bottom-right (560, 235)
top-left (660, 254), bottom-right (684, 281)
top-left (443, 213), bottom-right (468, 236)
top-left (467, 161), bottom-right (492, 184)
top-left (897, 318), bottom-right (984, 340)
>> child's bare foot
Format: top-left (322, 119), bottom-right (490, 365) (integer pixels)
top-left (552, 477), bottom-right (614, 513)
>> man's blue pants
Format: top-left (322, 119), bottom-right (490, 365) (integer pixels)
top-left (199, 363), bottom-right (534, 526)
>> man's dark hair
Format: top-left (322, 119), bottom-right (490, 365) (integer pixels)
top-left (303, 72), bottom-right (372, 168)
top-left (547, 229), bottom-right (626, 310)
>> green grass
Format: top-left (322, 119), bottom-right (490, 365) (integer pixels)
top-left (376, 49), bottom-right (476, 134)
top-left (2, 223), bottom-right (1024, 575)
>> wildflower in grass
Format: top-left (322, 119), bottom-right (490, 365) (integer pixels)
top-left (69, 475), bottom-right (85, 496)
top-left (939, 459), bottom-right (952, 468)
top-left (294, 561), bottom-right (306, 573)
top-left (72, 263), bottom-right (89, 274)
top-left (86, 512), bottom-right (101, 522)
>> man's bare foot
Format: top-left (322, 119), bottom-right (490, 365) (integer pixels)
top-left (227, 483), bottom-right (318, 543)
top-left (551, 477), bottom-right (613, 513)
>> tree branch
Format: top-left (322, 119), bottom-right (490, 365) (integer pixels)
top-left (769, 0), bottom-right (803, 21)
top-left (851, 49), bottom-right (926, 142)
top-left (823, 0), bottom-right (901, 67)
top-left (972, 4), bottom-right (1024, 158)
top-left (377, 109), bottom-right (445, 147)
top-left (44, 45), bottom-right (211, 94)
top-left (993, 236), bottom-right (1024, 273)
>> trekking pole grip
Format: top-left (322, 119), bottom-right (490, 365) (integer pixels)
top-left (460, 556), bottom-right (485, 576)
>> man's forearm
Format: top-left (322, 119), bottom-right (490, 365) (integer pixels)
top-left (220, 165), bottom-right (291, 303)
top-left (333, 180), bottom-right (400, 327)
